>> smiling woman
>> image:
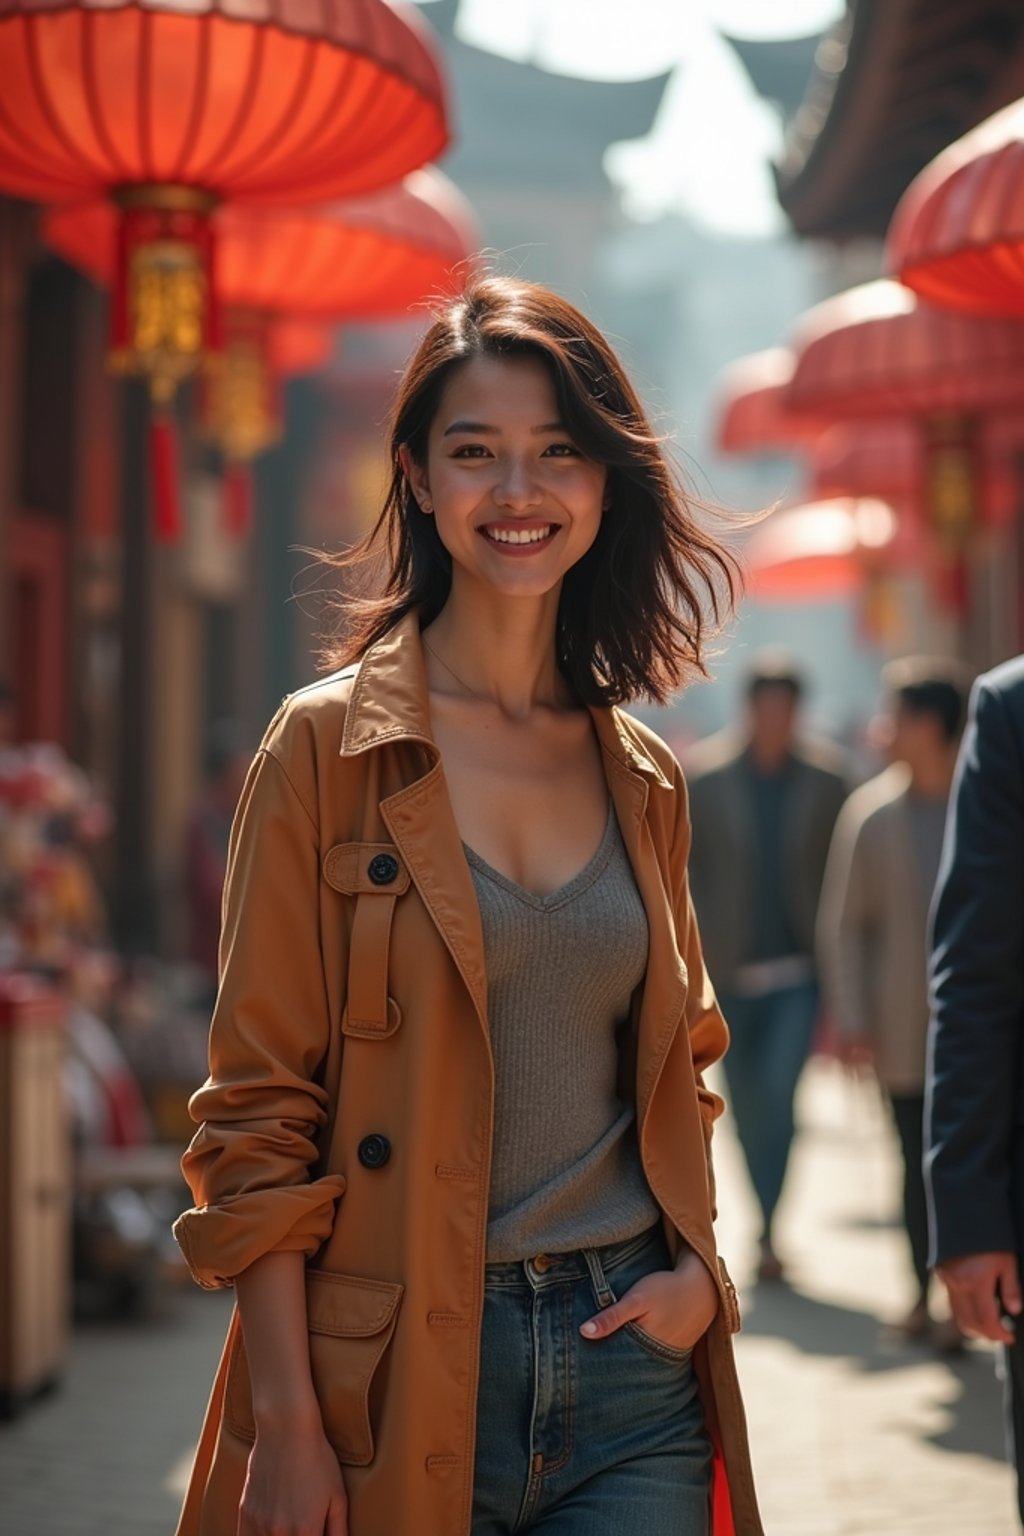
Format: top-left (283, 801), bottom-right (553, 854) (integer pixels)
top-left (173, 273), bottom-right (762, 1536)
top-left (327, 274), bottom-right (738, 706)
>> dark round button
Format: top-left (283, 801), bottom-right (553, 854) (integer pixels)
top-left (368, 853), bottom-right (399, 886)
top-left (357, 1133), bottom-right (391, 1170)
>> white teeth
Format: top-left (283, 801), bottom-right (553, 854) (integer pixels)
top-left (484, 525), bottom-right (554, 545)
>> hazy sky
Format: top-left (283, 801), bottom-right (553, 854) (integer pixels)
top-left (418, 0), bottom-right (846, 237)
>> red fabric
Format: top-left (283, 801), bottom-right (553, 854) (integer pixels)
top-left (149, 414), bottom-right (182, 542)
top-left (889, 98), bottom-right (1024, 318)
top-left (712, 1443), bottom-right (736, 1533)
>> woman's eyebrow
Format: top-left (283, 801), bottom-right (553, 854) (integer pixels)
top-left (442, 419), bottom-right (567, 436)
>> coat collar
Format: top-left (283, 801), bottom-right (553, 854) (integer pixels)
top-left (338, 608), bottom-right (670, 789)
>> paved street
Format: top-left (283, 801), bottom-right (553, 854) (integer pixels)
top-left (0, 1057), bottom-right (1016, 1534)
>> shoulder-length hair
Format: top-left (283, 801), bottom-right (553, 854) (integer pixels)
top-left (321, 274), bottom-right (740, 706)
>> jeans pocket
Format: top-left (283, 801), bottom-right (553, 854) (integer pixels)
top-left (623, 1319), bottom-right (694, 1366)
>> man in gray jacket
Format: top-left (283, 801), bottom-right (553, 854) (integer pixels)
top-left (687, 655), bottom-right (848, 1281)
top-left (818, 658), bottom-right (970, 1342)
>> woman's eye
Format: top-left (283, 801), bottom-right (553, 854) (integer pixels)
top-left (543, 442), bottom-right (581, 458)
top-left (451, 443), bottom-right (491, 459)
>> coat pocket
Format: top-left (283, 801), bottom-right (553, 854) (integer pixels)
top-left (224, 1270), bottom-right (404, 1466)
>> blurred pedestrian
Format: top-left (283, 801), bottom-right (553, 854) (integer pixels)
top-left (173, 277), bottom-right (761, 1536)
top-left (926, 655), bottom-right (1024, 1521)
top-left (687, 656), bottom-right (848, 1281)
top-left (183, 720), bottom-right (251, 1001)
top-left (818, 657), bottom-right (970, 1344)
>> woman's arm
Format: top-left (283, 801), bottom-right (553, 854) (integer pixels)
top-left (174, 735), bottom-right (346, 1288)
top-left (234, 1252), bottom-right (348, 1536)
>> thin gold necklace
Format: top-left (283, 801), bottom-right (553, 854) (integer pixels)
top-left (422, 635), bottom-right (488, 702)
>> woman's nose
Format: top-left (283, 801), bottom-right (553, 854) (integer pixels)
top-left (492, 458), bottom-right (543, 509)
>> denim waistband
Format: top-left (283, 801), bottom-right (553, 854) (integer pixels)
top-left (483, 1223), bottom-right (663, 1291)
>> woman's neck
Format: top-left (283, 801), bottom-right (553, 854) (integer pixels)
top-left (423, 586), bottom-right (571, 720)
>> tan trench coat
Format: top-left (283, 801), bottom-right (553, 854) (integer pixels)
top-left (173, 611), bottom-right (762, 1536)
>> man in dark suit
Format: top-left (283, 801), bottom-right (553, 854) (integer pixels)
top-left (687, 655), bottom-right (849, 1281)
top-left (926, 655), bottom-right (1024, 1518)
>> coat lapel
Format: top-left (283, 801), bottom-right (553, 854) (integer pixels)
top-left (340, 611), bottom-right (489, 1034)
top-left (341, 613), bottom-right (684, 1075)
top-left (382, 763), bottom-right (489, 1032)
top-left (592, 712), bottom-right (688, 1127)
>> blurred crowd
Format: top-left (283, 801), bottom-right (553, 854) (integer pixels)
top-left (684, 650), bottom-right (975, 1353)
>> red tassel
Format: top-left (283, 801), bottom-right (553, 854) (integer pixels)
top-left (224, 462), bottom-right (253, 539)
top-left (149, 414), bottom-right (182, 542)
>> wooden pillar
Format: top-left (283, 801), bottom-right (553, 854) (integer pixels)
top-left (111, 379), bottom-right (159, 954)
top-left (251, 376), bottom-right (326, 721)
top-left (0, 200), bottom-right (37, 686)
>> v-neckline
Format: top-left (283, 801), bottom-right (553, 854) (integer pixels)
top-left (463, 802), bottom-right (617, 912)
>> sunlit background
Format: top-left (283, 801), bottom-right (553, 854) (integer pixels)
top-left (3, 1), bottom-right (1024, 1531)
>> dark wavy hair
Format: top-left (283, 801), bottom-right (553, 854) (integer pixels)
top-left (321, 274), bottom-right (740, 706)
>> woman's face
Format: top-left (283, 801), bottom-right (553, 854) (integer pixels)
top-left (404, 354), bottom-right (607, 602)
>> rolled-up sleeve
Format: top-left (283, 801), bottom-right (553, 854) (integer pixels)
top-left (173, 737), bottom-right (346, 1289)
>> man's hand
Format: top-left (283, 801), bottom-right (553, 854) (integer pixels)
top-left (937, 1251), bottom-right (1022, 1344)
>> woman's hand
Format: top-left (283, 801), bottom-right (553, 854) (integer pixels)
top-left (240, 1415), bottom-right (349, 1536)
top-left (579, 1249), bottom-right (719, 1352)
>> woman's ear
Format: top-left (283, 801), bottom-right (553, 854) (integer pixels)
top-left (398, 444), bottom-right (433, 515)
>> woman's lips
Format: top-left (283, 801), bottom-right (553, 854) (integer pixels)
top-left (479, 521), bottom-right (559, 554)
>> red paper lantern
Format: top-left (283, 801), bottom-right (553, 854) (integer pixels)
top-left (0, 0), bottom-right (449, 537)
top-left (745, 497), bottom-right (903, 603)
top-left (714, 347), bottom-right (822, 455)
top-left (809, 422), bottom-right (923, 515)
top-left (269, 321), bottom-right (335, 380)
top-left (47, 171), bottom-right (478, 326)
top-left (0, 0), bottom-right (447, 204)
top-left (786, 280), bottom-right (1024, 421)
top-left (889, 98), bottom-right (1024, 318)
top-left (46, 170), bottom-right (477, 536)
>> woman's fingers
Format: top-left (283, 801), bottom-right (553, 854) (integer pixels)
top-left (579, 1269), bottom-right (712, 1350)
top-left (579, 1292), bottom-right (640, 1339)
top-left (325, 1493), bottom-right (349, 1536)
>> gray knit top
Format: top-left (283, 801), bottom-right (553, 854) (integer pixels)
top-left (465, 803), bottom-right (661, 1263)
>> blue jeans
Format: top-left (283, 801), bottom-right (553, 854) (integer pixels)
top-left (471, 1225), bottom-right (711, 1535)
top-left (718, 981), bottom-right (818, 1240)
